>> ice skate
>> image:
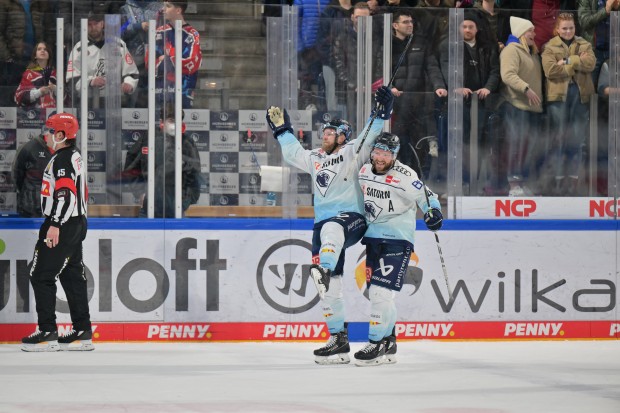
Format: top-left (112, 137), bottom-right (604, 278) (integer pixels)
top-left (383, 333), bottom-right (397, 364)
top-left (59, 329), bottom-right (95, 351)
top-left (21, 329), bottom-right (60, 352)
top-left (314, 328), bottom-right (350, 365)
top-left (354, 340), bottom-right (386, 366)
top-left (309, 264), bottom-right (331, 300)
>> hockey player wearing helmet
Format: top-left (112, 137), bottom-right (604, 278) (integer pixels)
top-left (266, 86), bottom-right (394, 365)
top-left (21, 113), bottom-right (94, 352)
top-left (354, 132), bottom-right (442, 366)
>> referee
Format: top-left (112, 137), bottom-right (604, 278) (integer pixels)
top-left (21, 113), bottom-right (93, 352)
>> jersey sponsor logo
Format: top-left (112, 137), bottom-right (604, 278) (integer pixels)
top-left (315, 169), bottom-right (336, 197)
top-left (504, 323), bottom-right (563, 337)
top-left (147, 324), bottom-right (211, 339)
top-left (364, 200), bottom-right (383, 222)
top-left (321, 154), bottom-right (344, 169)
top-left (412, 180), bottom-right (423, 190)
top-left (385, 175), bottom-right (400, 184)
top-left (366, 187), bottom-right (390, 199)
top-left (392, 165), bottom-right (411, 176)
top-left (263, 323), bottom-right (326, 338)
top-left (41, 180), bottom-right (50, 196)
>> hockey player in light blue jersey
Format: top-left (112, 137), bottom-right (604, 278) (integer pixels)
top-left (266, 86), bottom-right (394, 365)
top-left (355, 132), bottom-right (443, 366)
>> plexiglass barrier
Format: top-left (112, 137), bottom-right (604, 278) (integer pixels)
top-left (0, 3), bottom-right (618, 219)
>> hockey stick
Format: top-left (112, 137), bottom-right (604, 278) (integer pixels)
top-left (408, 142), bottom-right (454, 302)
top-left (343, 34), bottom-right (414, 181)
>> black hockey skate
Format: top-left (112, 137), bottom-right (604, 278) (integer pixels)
top-left (59, 329), bottom-right (95, 351)
top-left (21, 329), bottom-right (60, 352)
top-left (314, 326), bottom-right (350, 365)
top-left (309, 264), bottom-right (331, 300)
top-left (383, 329), bottom-right (397, 364)
top-left (354, 340), bottom-right (386, 366)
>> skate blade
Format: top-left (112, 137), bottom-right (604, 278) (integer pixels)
top-left (60, 340), bottom-right (95, 351)
top-left (354, 357), bottom-right (385, 367)
top-left (310, 269), bottom-right (327, 300)
top-left (315, 353), bottom-right (350, 365)
top-left (384, 354), bottom-right (397, 364)
top-left (21, 341), bottom-right (60, 352)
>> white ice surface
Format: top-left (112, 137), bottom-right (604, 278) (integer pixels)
top-left (1, 341), bottom-right (619, 413)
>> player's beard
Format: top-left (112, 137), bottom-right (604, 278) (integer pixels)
top-left (372, 159), bottom-right (393, 175)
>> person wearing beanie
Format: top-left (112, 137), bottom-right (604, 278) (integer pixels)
top-left (499, 16), bottom-right (543, 197)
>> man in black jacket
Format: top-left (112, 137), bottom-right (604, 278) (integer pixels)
top-left (123, 103), bottom-right (202, 217)
top-left (459, 11), bottom-right (501, 194)
top-left (12, 132), bottom-right (53, 217)
top-left (390, 10), bottom-right (446, 175)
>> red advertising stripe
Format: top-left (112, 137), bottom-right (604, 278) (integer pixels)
top-left (1, 321), bottom-right (618, 343)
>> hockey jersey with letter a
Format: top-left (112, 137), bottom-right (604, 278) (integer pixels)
top-left (277, 117), bottom-right (384, 222)
top-left (41, 146), bottom-right (88, 225)
top-left (358, 160), bottom-right (440, 244)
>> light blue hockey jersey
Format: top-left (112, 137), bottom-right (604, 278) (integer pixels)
top-left (277, 117), bottom-right (384, 223)
top-left (358, 160), bottom-right (441, 245)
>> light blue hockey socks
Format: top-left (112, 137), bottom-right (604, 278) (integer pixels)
top-left (322, 276), bottom-right (345, 334)
top-left (368, 285), bottom-right (396, 342)
top-left (318, 222), bottom-right (345, 271)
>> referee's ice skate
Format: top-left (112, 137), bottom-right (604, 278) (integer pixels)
top-left (354, 340), bottom-right (386, 366)
top-left (309, 264), bottom-right (331, 300)
top-left (21, 330), bottom-right (60, 352)
top-left (59, 329), bottom-right (95, 351)
top-left (313, 326), bottom-right (350, 365)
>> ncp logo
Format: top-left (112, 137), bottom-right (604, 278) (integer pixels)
top-left (0, 131), bottom-right (5, 141)
top-left (132, 111), bottom-right (140, 119)
top-left (219, 154), bottom-right (229, 163)
top-left (88, 132), bottom-right (95, 141)
top-left (219, 112), bottom-right (229, 122)
top-left (218, 195), bottom-right (229, 205)
top-left (26, 110), bottom-right (37, 120)
top-left (220, 175), bottom-right (228, 184)
top-left (190, 132), bottom-right (200, 143)
top-left (220, 133), bottom-right (228, 142)
top-left (88, 111), bottom-right (96, 120)
top-left (191, 112), bottom-right (199, 121)
top-left (0, 110), bottom-right (6, 119)
top-left (132, 131), bottom-right (142, 141)
top-left (495, 199), bottom-right (536, 217)
top-left (257, 239), bottom-right (319, 313)
top-left (322, 112), bottom-right (332, 123)
top-left (249, 174), bottom-right (258, 185)
top-left (354, 250), bottom-right (423, 298)
top-left (249, 113), bottom-right (257, 121)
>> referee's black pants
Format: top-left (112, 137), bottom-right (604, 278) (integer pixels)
top-left (30, 216), bottom-right (91, 333)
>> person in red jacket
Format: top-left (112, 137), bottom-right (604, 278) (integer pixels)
top-left (14, 41), bottom-right (58, 109)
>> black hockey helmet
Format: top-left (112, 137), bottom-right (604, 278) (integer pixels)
top-left (321, 119), bottom-right (353, 143)
top-left (373, 132), bottom-right (400, 156)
